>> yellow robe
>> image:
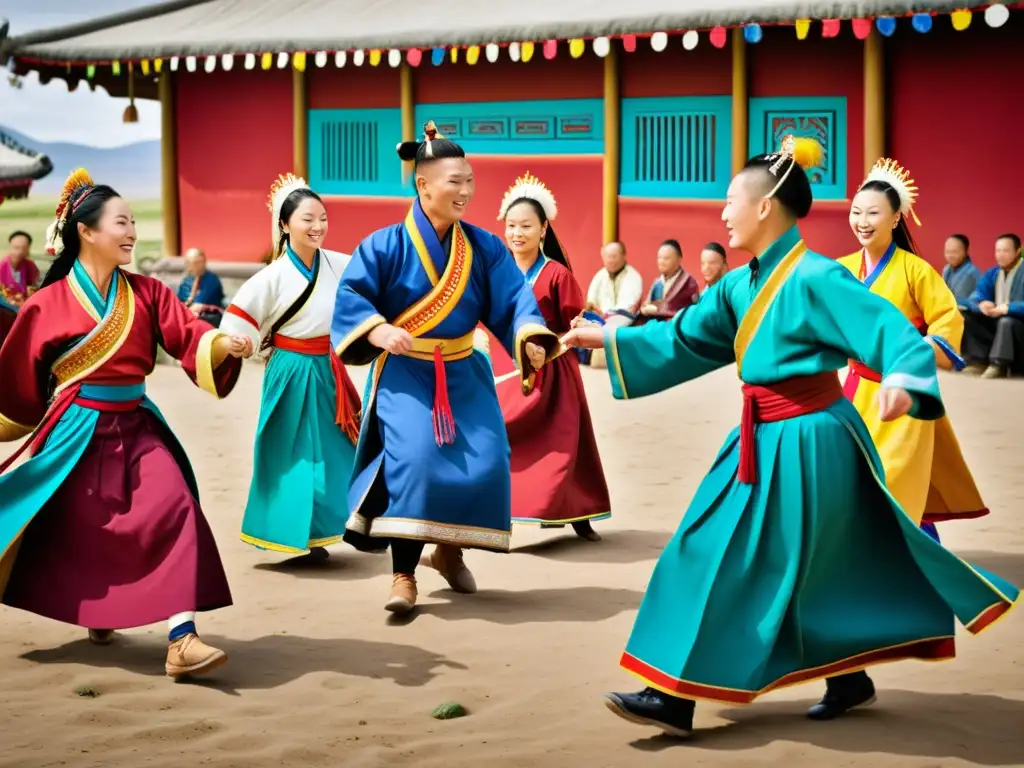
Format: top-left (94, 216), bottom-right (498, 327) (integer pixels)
top-left (837, 246), bottom-right (986, 525)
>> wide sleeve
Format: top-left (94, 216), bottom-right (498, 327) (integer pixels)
top-left (603, 278), bottom-right (738, 400)
top-left (149, 277), bottom-right (241, 399)
top-left (219, 270), bottom-right (275, 351)
top-left (331, 234), bottom-right (389, 366)
top-left (479, 233), bottom-right (563, 394)
top-left (906, 256), bottom-right (966, 370)
top-left (811, 263), bottom-right (943, 420)
top-left (554, 268), bottom-right (586, 331)
top-left (0, 301), bottom-right (50, 440)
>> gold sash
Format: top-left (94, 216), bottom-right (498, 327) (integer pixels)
top-left (733, 240), bottom-right (806, 378)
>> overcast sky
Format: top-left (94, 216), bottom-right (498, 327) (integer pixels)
top-left (1, 0), bottom-right (162, 147)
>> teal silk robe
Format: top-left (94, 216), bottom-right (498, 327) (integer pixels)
top-left (606, 226), bottom-right (1018, 704)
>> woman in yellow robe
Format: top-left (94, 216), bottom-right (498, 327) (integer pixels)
top-left (839, 158), bottom-right (986, 539)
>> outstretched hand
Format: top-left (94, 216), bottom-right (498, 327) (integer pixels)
top-left (524, 341), bottom-right (546, 371)
top-left (559, 326), bottom-right (604, 350)
top-left (876, 386), bottom-right (912, 421)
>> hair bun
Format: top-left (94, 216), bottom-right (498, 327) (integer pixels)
top-left (396, 141), bottom-right (422, 162)
top-left (791, 137), bottom-right (824, 170)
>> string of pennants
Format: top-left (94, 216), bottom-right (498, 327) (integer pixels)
top-left (73, 3), bottom-right (1013, 78)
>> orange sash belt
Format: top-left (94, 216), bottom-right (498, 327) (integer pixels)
top-left (272, 334), bottom-right (361, 443)
top-left (738, 371), bottom-right (843, 485)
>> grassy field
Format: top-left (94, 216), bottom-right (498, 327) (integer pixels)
top-left (0, 196), bottom-right (164, 273)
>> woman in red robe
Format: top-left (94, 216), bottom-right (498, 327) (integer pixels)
top-left (492, 173), bottom-right (611, 541)
top-left (0, 169), bottom-right (249, 679)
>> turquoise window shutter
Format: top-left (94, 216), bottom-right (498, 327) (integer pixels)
top-left (309, 108), bottom-right (410, 196)
top-left (620, 96), bottom-right (733, 200)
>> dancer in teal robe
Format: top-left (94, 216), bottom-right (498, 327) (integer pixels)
top-left (564, 136), bottom-right (1018, 737)
top-left (330, 121), bottom-right (561, 615)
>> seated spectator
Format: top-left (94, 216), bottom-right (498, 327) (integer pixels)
top-left (176, 247), bottom-right (225, 327)
top-left (634, 239), bottom-right (698, 325)
top-left (942, 233), bottom-right (980, 305)
top-left (585, 240), bottom-right (643, 328)
top-left (699, 241), bottom-right (729, 294)
top-left (962, 233), bottom-right (1024, 378)
top-left (0, 230), bottom-right (40, 307)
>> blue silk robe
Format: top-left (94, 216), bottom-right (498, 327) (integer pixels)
top-left (606, 226), bottom-right (1018, 704)
top-left (330, 199), bottom-right (560, 552)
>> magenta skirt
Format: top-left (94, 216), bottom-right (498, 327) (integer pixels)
top-left (3, 409), bottom-right (232, 629)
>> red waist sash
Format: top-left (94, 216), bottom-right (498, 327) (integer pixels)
top-left (273, 333), bottom-right (360, 442)
top-left (738, 371), bottom-right (843, 485)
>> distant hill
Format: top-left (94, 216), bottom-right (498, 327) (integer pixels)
top-left (0, 126), bottom-right (160, 199)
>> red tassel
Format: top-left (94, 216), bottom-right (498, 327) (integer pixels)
top-left (330, 352), bottom-right (361, 444)
top-left (737, 391), bottom-right (757, 484)
top-left (431, 345), bottom-right (456, 446)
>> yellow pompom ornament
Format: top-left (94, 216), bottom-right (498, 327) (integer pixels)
top-left (789, 136), bottom-right (824, 170)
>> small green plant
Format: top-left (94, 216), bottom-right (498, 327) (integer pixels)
top-left (74, 686), bottom-right (100, 698)
top-left (431, 702), bottom-right (467, 720)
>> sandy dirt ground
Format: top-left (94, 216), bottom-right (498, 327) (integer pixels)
top-left (0, 363), bottom-right (1021, 768)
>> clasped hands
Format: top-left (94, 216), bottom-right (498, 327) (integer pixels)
top-left (977, 300), bottom-right (1009, 318)
top-left (368, 323), bottom-right (548, 371)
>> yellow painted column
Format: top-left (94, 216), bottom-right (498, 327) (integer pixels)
top-left (292, 66), bottom-right (308, 179)
top-left (863, 29), bottom-right (885, 177)
top-left (731, 28), bottom-right (748, 174)
top-left (158, 71), bottom-right (180, 257)
top-left (400, 62), bottom-right (415, 176)
top-left (602, 46), bottom-right (620, 245)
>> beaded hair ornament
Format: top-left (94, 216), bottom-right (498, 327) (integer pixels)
top-left (267, 172), bottom-right (311, 257)
top-left (45, 168), bottom-right (95, 256)
top-left (497, 171), bottom-right (558, 222)
top-left (764, 134), bottom-right (824, 199)
top-left (862, 157), bottom-right (922, 226)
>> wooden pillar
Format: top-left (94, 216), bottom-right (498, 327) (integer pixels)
top-left (731, 28), bottom-right (748, 174)
top-left (400, 62), bottom-right (415, 176)
top-left (602, 47), bottom-right (620, 245)
top-left (158, 71), bottom-right (180, 257)
top-left (863, 29), bottom-right (885, 177)
top-left (292, 66), bottom-right (308, 179)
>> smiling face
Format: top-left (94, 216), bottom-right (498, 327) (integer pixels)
top-left (7, 234), bottom-right (30, 266)
top-left (78, 196), bottom-right (136, 267)
top-left (700, 248), bottom-right (727, 284)
top-left (284, 197), bottom-right (328, 252)
top-left (721, 172), bottom-right (771, 252)
top-left (504, 200), bottom-right (546, 258)
top-left (849, 188), bottom-right (899, 252)
top-left (417, 157), bottom-right (474, 228)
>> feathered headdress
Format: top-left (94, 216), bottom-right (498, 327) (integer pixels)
top-left (267, 172), bottom-right (310, 257)
top-left (45, 168), bottom-right (95, 256)
top-left (863, 157), bottom-right (921, 226)
top-left (765, 135), bottom-right (823, 199)
top-left (497, 171), bottom-right (558, 222)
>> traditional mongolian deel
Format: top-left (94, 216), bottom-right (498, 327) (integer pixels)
top-left (491, 172), bottom-right (611, 528)
top-left (331, 197), bottom-right (560, 553)
top-left (838, 242), bottom-right (986, 526)
top-left (221, 204), bottom-right (360, 554)
top-left (604, 226), bottom-right (1018, 704)
top-left (0, 262), bottom-right (239, 630)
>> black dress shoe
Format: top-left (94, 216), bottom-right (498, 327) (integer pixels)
top-left (603, 688), bottom-right (694, 737)
top-left (807, 671), bottom-right (877, 720)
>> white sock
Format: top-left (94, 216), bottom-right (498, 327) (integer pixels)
top-left (168, 611), bottom-right (196, 631)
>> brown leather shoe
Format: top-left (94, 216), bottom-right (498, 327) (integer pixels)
top-left (165, 633), bottom-right (227, 679)
top-left (421, 544), bottom-right (477, 594)
top-left (88, 629), bottom-right (115, 645)
top-left (385, 573), bottom-right (417, 614)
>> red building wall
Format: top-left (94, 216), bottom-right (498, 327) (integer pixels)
top-left (888, 19), bottom-right (1023, 271)
top-left (176, 69), bottom-right (293, 262)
